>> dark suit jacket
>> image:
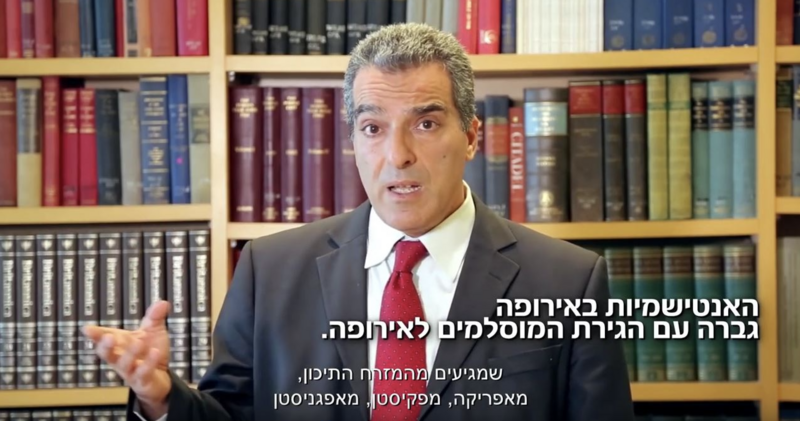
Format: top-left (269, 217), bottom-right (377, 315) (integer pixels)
top-left (136, 197), bottom-right (634, 421)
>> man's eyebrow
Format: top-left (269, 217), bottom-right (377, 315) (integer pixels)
top-left (411, 102), bottom-right (446, 115)
top-left (355, 103), bottom-right (384, 118)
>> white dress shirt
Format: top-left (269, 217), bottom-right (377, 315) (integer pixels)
top-left (364, 181), bottom-right (475, 398)
top-left (137, 182), bottom-right (475, 420)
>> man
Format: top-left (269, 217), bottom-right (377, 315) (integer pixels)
top-left (83, 23), bottom-right (634, 421)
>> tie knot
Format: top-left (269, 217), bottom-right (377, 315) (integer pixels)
top-left (393, 240), bottom-right (429, 273)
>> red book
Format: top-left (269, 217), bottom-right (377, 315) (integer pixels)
top-left (777, 0), bottom-right (793, 45)
top-left (137, 0), bottom-right (153, 56)
top-left (20, 0), bottom-right (35, 57)
top-left (301, 88), bottom-right (335, 222)
top-left (42, 77), bottom-right (61, 206)
top-left (261, 86), bottom-right (282, 222)
top-left (78, 88), bottom-right (97, 206)
top-left (0, 2), bottom-right (7, 57)
top-left (61, 88), bottom-right (80, 206)
top-left (508, 106), bottom-right (525, 223)
top-left (150, 0), bottom-right (177, 56)
top-left (229, 86), bottom-right (263, 222)
top-left (177, 0), bottom-right (208, 56)
top-left (334, 88), bottom-right (366, 214)
top-left (6, 0), bottom-right (22, 58)
top-left (457, 0), bottom-right (478, 53)
top-left (477, 0), bottom-right (500, 54)
top-left (116, 0), bottom-right (125, 56)
top-left (34, 0), bottom-right (54, 57)
top-left (0, 81), bottom-right (17, 206)
top-left (281, 88), bottom-right (303, 223)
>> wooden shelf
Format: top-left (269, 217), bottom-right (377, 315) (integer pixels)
top-left (225, 48), bottom-right (757, 75)
top-left (630, 382), bottom-right (762, 401)
top-left (0, 387), bottom-right (130, 408)
top-left (780, 383), bottom-right (800, 402)
top-left (0, 57), bottom-right (212, 76)
top-left (777, 197), bottom-right (800, 214)
top-left (227, 219), bottom-right (758, 241)
top-left (776, 46), bottom-right (800, 63)
top-left (0, 204), bottom-right (212, 225)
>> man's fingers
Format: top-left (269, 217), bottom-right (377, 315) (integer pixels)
top-left (115, 336), bottom-right (149, 380)
top-left (132, 346), bottom-right (162, 387)
top-left (81, 325), bottom-right (119, 342)
top-left (140, 300), bottom-right (171, 330)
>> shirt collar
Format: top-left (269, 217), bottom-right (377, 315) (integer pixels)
top-left (364, 181), bottom-right (476, 282)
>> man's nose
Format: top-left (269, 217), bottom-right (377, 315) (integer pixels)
top-left (386, 127), bottom-right (416, 169)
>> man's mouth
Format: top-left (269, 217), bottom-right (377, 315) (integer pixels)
top-left (388, 183), bottom-right (421, 194)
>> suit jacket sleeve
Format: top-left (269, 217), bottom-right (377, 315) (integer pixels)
top-left (567, 255), bottom-right (635, 421)
top-left (128, 241), bottom-right (258, 421)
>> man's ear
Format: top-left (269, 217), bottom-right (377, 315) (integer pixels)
top-left (465, 115), bottom-right (480, 160)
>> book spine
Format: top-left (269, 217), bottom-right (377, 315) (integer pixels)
top-left (143, 231), bottom-right (166, 307)
top-left (166, 231), bottom-right (190, 382)
top-left (56, 233), bottom-right (78, 388)
top-left (633, 245), bottom-right (666, 381)
top-left (346, 0), bottom-right (366, 53)
top-left (42, 77), bottom-right (61, 207)
top-left (36, 234), bottom-right (57, 389)
top-left (663, 245), bottom-right (697, 381)
top-left (234, 0), bottom-right (253, 54)
top-left (188, 75), bottom-right (211, 204)
top-left (326, 0), bottom-right (346, 54)
top-left (777, 68), bottom-right (794, 196)
top-left (365, 0), bottom-right (389, 36)
top-left (732, 80), bottom-right (756, 218)
top-left (605, 247), bottom-right (636, 381)
top-left (281, 88), bottom-right (303, 223)
top-left (604, 0), bottom-right (633, 50)
top-left (0, 236), bottom-right (16, 389)
top-left (663, 0), bottom-right (692, 49)
top-left (94, 0), bottom-right (116, 56)
top-left (125, 0), bottom-right (140, 57)
top-left (0, 0), bottom-right (6, 57)
top-left (724, 242), bottom-right (757, 380)
top-left (524, 87), bottom-right (570, 222)
top-left (96, 90), bottom-right (123, 205)
top-left (189, 230), bottom-right (210, 383)
top-left (150, 0), bottom-right (177, 56)
top-left (167, 75), bottom-right (191, 204)
top-left (667, 73), bottom-right (692, 219)
top-left (693, 244), bottom-right (727, 381)
top-left (137, 0), bottom-right (153, 56)
top-left (633, 0), bottom-right (662, 50)
top-left (725, 0), bottom-right (754, 46)
top-left (230, 86), bottom-right (263, 222)
top-left (477, 0), bottom-right (501, 54)
top-left (391, 0), bottom-right (407, 23)
top-left (0, 82), bottom-right (17, 206)
top-left (442, 0), bottom-right (458, 35)
top-left (464, 100), bottom-right (486, 202)
top-left (77, 233), bottom-right (99, 387)
top-left (21, 0), bottom-right (35, 58)
top-left (288, 0), bottom-right (306, 54)
top-left (252, 0), bottom-right (269, 54)
top-left (333, 88), bottom-right (366, 214)
top-left (61, 89), bottom-right (80, 206)
top-left (777, 0), bottom-right (793, 45)
top-left (457, 0), bottom-right (478, 53)
top-left (116, 0), bottom-right (125, 56)
top-left (508, 106), bottom-right (526, 223)
top-left (307, 0), bottom-right (327, 54)
top-left (139, 76), bottom-right (172, 204)
top-left (122, 231), bottom-right (144, 332)
top-left (119, 92), bottom-right (143, 205)
top-left (794, 66), bottom-right (800, 196)
top-left (708, 81), bottom-right (734, 218)
top-left (262, 87), bottom-right (282, 221)
top-left (269, 0), bottom-right (288, 54)
top-left (17, 78), bottom-right (43, 208)
top-left (56, 0), bottom-right (81, 57)
top-left (5, 0), bottom-right (22, 58)
top-left (500, 0), bottom-right (515, 53)
top-left (646, 74), bottom-right (668, 220)
top-left (406, 0), bottom-right (424, 23)
top-left (425, 0), bottom-right (442, 29)
top-left (78, 88), bottom-right (98, 206)
top-left (177, 0), bottom-right (208, 56)
top-left (692, 81), bottom-right (710, 217)
top-left (98, 232), bottom-right (123, 386)
top-left (15, 236), bottom-right (36, 389)
top-left (624, 79), bottom-right (648, 220)
top-left (484, 95), bottom-right (510, 219)
top-left (602, 80), bottom-right (626, 221)
top-left (34, 0), bottom-right (55, 57)
top-left (694, 0), bottom-right (725, 48)
top-left (568, 81), bottom-right (604, 222)
top-left (302, 88), bottom-right (335, 222)
top-left (78, 0), bottom-right (95, 56)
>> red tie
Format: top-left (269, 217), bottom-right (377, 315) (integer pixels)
top-left (372, 240), bottom-right (429, 421)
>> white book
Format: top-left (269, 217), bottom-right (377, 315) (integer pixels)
top-left (517, 0), bottom-right (526, 54)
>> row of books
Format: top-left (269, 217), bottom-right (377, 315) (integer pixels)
top-left (778, 236), bottom-right (800, 383)
top-left (776, 66), bottom-right (800, 198)
top-left (0, 0), bottom-right (208, 59)
top-left (576, 239), bottom-right (758, 383)
top-left (634, 402), bottom-right (760, 420)
top-left (0, 225), bottom-right (211, 390)
top-left (0, 407), bottom-right (126, 421)
top-left (0, 75), bottom-right (211, 208)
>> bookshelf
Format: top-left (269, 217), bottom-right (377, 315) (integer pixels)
top-left (0, 0), bottom-right (794, 419)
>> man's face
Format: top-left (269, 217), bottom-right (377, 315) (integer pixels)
top-left (351, 63), bottom-right (479, 237)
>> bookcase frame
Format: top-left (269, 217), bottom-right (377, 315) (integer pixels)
top-left (0, 0), bottom-right (797, 419)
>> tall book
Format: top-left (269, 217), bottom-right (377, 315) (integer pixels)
top-left (166, 231), bottom-right (190, 382)
top-left (667, 73), bottom-right (692, 220)
top-left (633, 246), bottom-right (666, 381)
top-left (326, 0), bottom-right (346, 54)
top-left (119, 91), bottom-right (143, 205)
top-left (624, 79), bottom-right (648, 220)
top-left (0, 235), bottom-right (15, 389)
top-left (568, 80), bottom-right (604, 222)
top-left (663, 245), bottom-right (696, 381)
top-left (693, 243), bottom-right (727, 381)
top-left (281, 88), bottom-right (303, 223)
top-left (15, 235), bottom-right (36, 389)
top-left (732, 80), bottom-right (756, 218)
top-left (724, 242), bottom-right (757, 381)
top-left (138, 76), bottom-right (172, 204)
top-left (777, 67), bottom-right (793, 197)
top-left (0, 81), bottom-right (16, 206)
top-left (484, 95), bottom-right (510, 218)
top-left (36, 234), bottom-right (57, 389)
top-left (189, 229), bottom-right (211, 383)
top-left (98, 232), bottom-right (123, 386)
top-left (605, 247), bottom-right (636, 381)
top-left (708, 81), bottom-right (733, 218)
top-left (229, 86), bottom-right (262, 222)
top-left (302, 88), bottom-right (335, 222)
top-left (17, 78), bottom-right (43, 208)
top-left (77, 233), bottom-right (99, 387)
top-left (691, 81), bottom-right (710, 217)
top-left (646, 74), bottom-right (668, 220)
top-left (42, 77), bottom-right (61, 207)
top-left (167, 75), bottom-right (191, 204)
top-left (602, 80), bottom-right (626, 221)
top-left (78, 88), bottom-right (97, 206)
top-left (56, 233), bottom-right (78, 388)
top-left (96, 89), bottom-right (122, 205)
top-left (262, 87), bottom-right (282, 221)
top-left (188, 75), bottom-right (211, 204)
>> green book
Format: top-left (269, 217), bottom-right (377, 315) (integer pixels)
top-left (605, 246), bottom-right (636, 381)
top-left (724, 242), bottom-right (758, 381)
top-left (667, 73), bottom-right (693, 220)
top-left (664, 245), bottom-right (697, 380)
top-left (633, 246), bottom-right (665, 381)
top-left (693, 244), bottom-right (728, 381)
top-left (647, 74), bottom-right (669, 220)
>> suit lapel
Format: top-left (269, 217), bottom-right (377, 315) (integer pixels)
top-left (316, 202), bottom-right (371, 421)
top-left (420, 198), bottom-right (520, 420)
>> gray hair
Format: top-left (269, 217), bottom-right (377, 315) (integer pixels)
top-left (343, 23), bottom-right (476, 135)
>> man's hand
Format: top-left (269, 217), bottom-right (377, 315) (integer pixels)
top-left (82, 300), bottom-right (173, 420)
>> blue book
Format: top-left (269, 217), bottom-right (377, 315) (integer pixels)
top-left (725, 0), bottom-right (755, 46)
top-left (95, 90), bottom-right (122, 205)
top-left (732, 80), bottom-right (755, 218)
top-left (93, 0), bottom-right (116, 57)
top-left (694, 0), bottom-right (725, 47)
top-left (691, 81), bottom-right (710, 218)
top-left (708, 81), bottom-right (733, 219)
top-left (604, 0), bottom-right (634, 50)
top-left (167, 75), bottom-right (192, 204)
top-left (484, 95), bottom-right (510, 219)
top-left (78, 0), bottom-right (95, 57)
top-left (634, 0), bottom-right (663, 49)
top-left (464, 100), bottom-right (486, 202)
top-left (663, 0), bottom-right (693, 48)
top-left (501, 0), bottom-right (516, 54)
top-left (138, 76), bottom-right (172, 204)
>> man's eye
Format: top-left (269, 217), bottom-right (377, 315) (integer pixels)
top-left (362, 124), bottom-right (380, 135)
top-left (418, 120), bottom-right (437, 130)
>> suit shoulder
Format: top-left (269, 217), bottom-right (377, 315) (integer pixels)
top-left (504, 220), bottom-right (601, 268)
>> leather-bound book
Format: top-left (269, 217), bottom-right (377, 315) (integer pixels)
top-left (306, 0), bottom-right (327, 54)
top-left (6, 0), bottom-right (22, 58)
top-left (568, 80), bottom-right (604, 222)
top-left (42, 77), bottom-right (62, 207)
top-left (150, 0), bottom-right (177, 56)
top-left (366, 0), bottom-right (390, 35)
top-left (484, 95), bottom-right (510, 218)
top-left (624, 79), bottom-right (648, 220)
top-left (346, 0), bottom-right (366, 53)
top-left (56, 233), bottom-right (78, 388)
top-left (166, 231), bottom-right (190, 382)
top-left (252, 0), bottom-right (269, 54)
top-left (95, 89), bottom-right (122, 205)
top-left (56, 0), bottom-right (80, 57)
top-left (234, 0), bottom-right (253, 54)
top-left (177, 0), bottom-right (209, 56)
top-left (61, 88), bottom-right (81, 206)
top-left (94, 0), bottom-right (117, 56)
top-left (0, 235), bottom-right (16, 390)
top-left (334, 88), bottom-right (366, 214)
top-left (15, 235), bottom-right (37, 389)
top-left (0, 1), bottom-right (6, 57)
top-left (78, 0), bottom-right (95, 57)
top-left (98, 232), bottom-right (123, 386)
top-left (229, 86), bottom-right (263, 222)
top-left (188, 229), bottom-right (211, 383)
top-left (77, 233), bottom-right (99, 387)
top-left (78, 88), bottom-right (98, 206)
top-left (508, 106), bottom-right (526, 223)
top-left (34, 0), bottom-right (54, 57)
top-left (0, 81), bottom-right (16, 206)
top-left (302, 88), bottom-right (335, 222)
top-left (281, 88), bottom-right (303, 222)
top-left (288, 0), bottom-right (306, 54)
top-left (21, 0), bottom-right (35, 58)
top-left (269, 0), bottom-right (289, 54)
top-left (137, 0), bottom-right (153, 56)
top-left (326, 0), bottom-right (346, 54)
top-left (262, 87), bottom-right (282, 222)
top-left (602, 80), bottom-right (626, 221)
